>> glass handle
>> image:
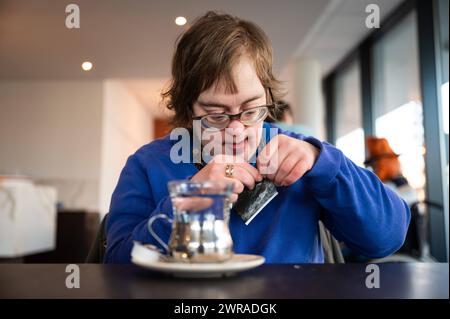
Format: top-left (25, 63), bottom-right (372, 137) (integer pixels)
top-left (147, 213), bottom-right (173, 253)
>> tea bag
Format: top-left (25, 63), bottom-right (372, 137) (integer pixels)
top-left (233, 179), bottom-right (278, 225)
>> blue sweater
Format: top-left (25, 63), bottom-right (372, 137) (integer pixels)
top-left (104, 122), bottom-right (410, 263)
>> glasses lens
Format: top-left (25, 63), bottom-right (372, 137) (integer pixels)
top-left (202, 114), bottom-right (229, 129)
top-left (241, 107), bottom-right (269, 125)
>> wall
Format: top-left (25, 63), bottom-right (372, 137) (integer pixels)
top-left (99, 80), bottom-right (153, 216)
top-left (279, 58), bottom-right (326, 139)
top-left (0, 80), bottom-right (103, 211)
top-left (0, 79), bottom-right (153, 215)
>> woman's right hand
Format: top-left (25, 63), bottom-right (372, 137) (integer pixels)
top-left (191, 155), bottom-right (263, 203)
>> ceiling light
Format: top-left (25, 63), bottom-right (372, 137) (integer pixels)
top-left (81, 61), bottom-right (93, 71)
top-left (175, 16), bottom-right (187, 26)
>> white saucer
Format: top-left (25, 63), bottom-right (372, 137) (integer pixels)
top-left (132, 254), bottom-right (265, 278)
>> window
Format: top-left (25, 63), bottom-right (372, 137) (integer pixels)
top-left (334, 60), bottom-right (365, 167)
top-left (437, 0), bottom-right (449, 135)
top-left (372, 11), bottom-right (426, 198)
top-left (436, 0), bottom-right (449, 258)
top-left (436, 0), bottom-right (449, 174)
top-left (324, 0), bottom-right (449, 261)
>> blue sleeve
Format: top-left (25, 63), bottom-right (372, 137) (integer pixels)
top-left (277, 126), bottom-right (411, 258)
top-left (104, 153), bottom-right (173, 264)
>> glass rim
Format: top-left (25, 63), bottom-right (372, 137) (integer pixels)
top-left (167, 179), bottom-right (234, 192)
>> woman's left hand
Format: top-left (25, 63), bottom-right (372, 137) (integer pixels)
top-left (257, 135), bottom-right (320, 187)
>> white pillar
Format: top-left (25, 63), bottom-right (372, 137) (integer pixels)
top-left (293, 58), bottom-right (325, 139)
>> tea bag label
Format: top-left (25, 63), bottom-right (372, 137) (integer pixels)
top-left (233, 179), bottom-right (278, 225)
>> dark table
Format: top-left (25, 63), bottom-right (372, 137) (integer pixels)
top-left (0, 263), bottom-right (448, 299)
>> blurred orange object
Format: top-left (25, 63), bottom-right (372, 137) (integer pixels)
top-left (365, 137), bottom-right (401, 182)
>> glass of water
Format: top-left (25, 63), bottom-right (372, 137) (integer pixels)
top-left (149, 180), bottom-right (234, 263)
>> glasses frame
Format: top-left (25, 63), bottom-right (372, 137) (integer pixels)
top-left (192, 89), bottom-right (287, 130)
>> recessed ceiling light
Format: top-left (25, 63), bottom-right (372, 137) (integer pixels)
top-left (81, 61), bottom-right (93, 71)
top-left (175, 16), bottom-right (187, 26)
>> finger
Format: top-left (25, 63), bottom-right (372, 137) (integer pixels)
top-left (266, 146), bottom-right (291, 180)
top-left (229, 193), bottom-right (238, 203)
top-left (242, 162), bottom-right (263, 182)
top-left (232, 166), bottom-right (258, 190)
top-left (211, 154), bottom-right (237, 164)
top-left (238, 161), bottom-right (263, 180)
top-left (258, 138), bottom-right (291, 180)
top-left (213, 153), bottom-right (262, 181)
top-left (211, 149), bottom-right (263, 182)
top-left (224, 177), bottom-right (244, 194)
top-left (282, 159), bottom-right (310, 186)
top-left (256, 136), bottom-right (279, 169)
top-left (273, 151), bottom-right (299, 186)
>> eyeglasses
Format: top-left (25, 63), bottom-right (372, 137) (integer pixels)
top-left (192, 88), bottom-right (288, 130)
top-left (193, 104), bottom-right (277, 130)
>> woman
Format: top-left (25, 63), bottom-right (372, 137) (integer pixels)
top-left (104, 11), bottom-right (410, 264)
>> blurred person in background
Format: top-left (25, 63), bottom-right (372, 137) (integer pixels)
top-left (265, 101), bottom-right (315, 136)
top-left (362, 137), bottom-right (433, 261)
top-left (365, 137), bottom-right (418, 204)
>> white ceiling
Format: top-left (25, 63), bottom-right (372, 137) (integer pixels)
top-left (0, 0), bottom-right (329, 79)
top-left (293, 0), bottom-right (404, 77)
top-left (0, 0), bottom-right (404, 114)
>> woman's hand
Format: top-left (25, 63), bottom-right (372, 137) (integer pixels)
top-left (257, 135), bottom-right (319, 187)
top-left (191, 155), bottom-right (263, 202)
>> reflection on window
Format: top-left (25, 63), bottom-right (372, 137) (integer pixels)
top-left (372, 11), bottom-right (425, 199)
top-left (442, 82), bottom-right (449, 135)
top-left (442, 82), bottom-right (449, 189)
top-left (336, 129), bottom-right (365, 167)
top-left (375, 101), bottom-right (426, 198)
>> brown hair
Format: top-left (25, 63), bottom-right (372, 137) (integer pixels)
top-left (365, 137), bottom-right (402, 182)
top-left (265, 101), bottom-right (292, 123)
top-left (162, 11), bottom-right (285, 128)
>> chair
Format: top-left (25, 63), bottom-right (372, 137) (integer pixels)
top-left (319, 220), bottom-right (345, 264)
top-left (85, 213), bottom-right (109, 263)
